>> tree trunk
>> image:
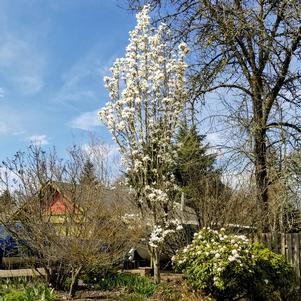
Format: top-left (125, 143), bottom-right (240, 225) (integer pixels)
top-left (151, 247), bottom-right (160, 284)
top-left (254, 127), bottom-right (269, 233)
top-left (44, 265), bottom-right (51, 284)
top-left (69, 266), bottom-right (82, 298)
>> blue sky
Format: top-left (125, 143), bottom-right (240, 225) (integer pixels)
top-left (0, 0), bottom-right (136, 160)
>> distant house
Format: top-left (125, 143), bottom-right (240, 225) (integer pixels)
top-left (44, 186), bottom-right (78, 215)
top-left (37, 181), bottom-right (125, 237)
top-left (1, 181), bottom-right (85, 237)
top-left (39, 181), bottom-right (83, 228)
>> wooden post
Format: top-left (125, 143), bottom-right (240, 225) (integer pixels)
top-left (296, 233), bottom-right (301, 288)
top-left (287, 234), bottom-right (292, 265)
top-left (281, 233), bottom-right (286, 257)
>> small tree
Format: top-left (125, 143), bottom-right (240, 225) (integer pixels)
top-left (99, 6), bottom-right (189, 283)
top-left (79, 159), bottom-right (99, 186)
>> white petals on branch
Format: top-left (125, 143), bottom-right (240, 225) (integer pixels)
top-left (99, 5), bottom-right (189, 249)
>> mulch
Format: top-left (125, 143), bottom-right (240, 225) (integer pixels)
top-left (56, 289), bottom-right (127, 301)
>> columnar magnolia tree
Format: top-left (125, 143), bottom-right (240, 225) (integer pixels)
top-left (99, 6), bottom-right (188, 283)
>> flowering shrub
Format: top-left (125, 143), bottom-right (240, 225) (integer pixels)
top-left (173, 228), bottom-right (294, 301)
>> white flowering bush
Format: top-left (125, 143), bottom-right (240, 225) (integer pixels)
top-left (173, 228), bottom-right (294, 301)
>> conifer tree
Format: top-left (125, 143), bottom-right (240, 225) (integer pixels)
top-left (0, 189), bottom-right (14, 211)
top-left (174, 125), bottom-right (225, 227)
top-left (79, 159), bottom-right (98, 186)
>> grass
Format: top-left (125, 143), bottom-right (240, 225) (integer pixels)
top-left (97, 272), bottom-right (156, 298)
top-left (0, 278), bottom-right (56, 301)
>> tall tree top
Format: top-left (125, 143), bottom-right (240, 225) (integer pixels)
top-left (79, 159), bottom-right (98, 186)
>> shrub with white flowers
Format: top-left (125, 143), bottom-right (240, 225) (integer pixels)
top-left (173, 228), bottom-right (294, 301)
top-left (99, 5), bottom-right (188, 283)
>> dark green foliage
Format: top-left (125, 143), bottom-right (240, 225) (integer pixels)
top-left (0, 290), bottom-right (25, 301)
top-left (250, 244), bottom-right (295, 301)
top-left (174, 124), bottom-right (216, 187)
top-left (174, 124), bottom-right (226, 227)
top-left (80, 268), bottom-right (108, 286)
top-left (79, 159), bottom-right (98, 186)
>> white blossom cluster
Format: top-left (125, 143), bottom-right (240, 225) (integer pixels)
top-left (99, 6), bottom-right (188, 149)
top-left (149, 219), bottom-right (183, 248)
top-left (99, 5), bottom-right (189, 249)
top-left (173, 228), bottom-right (256, 289)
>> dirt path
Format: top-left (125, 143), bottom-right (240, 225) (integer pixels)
top-left (56, 290), bottom-right (128, 301)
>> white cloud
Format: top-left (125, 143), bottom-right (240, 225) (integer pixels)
top-left (82, 142), bottom-right (119, 159)
top-left (12, 130), bottom-right (26, 136)
top-left (222, 170), bottom-right (253, 190)
top-left (69, 110), bottom-right (101, 131)
top-left (26, 134), bottom-right (49, 146)
top-left (205, 132), bottom-right (225, 156)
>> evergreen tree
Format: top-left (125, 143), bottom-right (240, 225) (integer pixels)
top-left (174, 125), bottom-right (216, 186)
top-left (174, 124), bottom-right (226, 228)
top-left (0, 189), bottom-right (14, 212)
top-left (79, 159), bottom-right (98, 186)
